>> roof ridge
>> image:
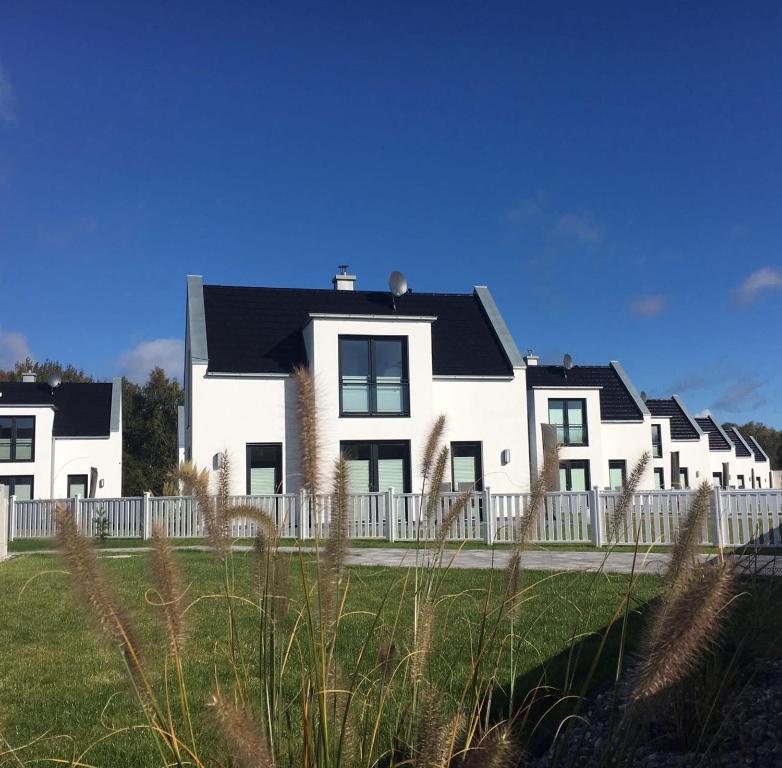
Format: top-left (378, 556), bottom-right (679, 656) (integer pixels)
top-left (203, 283), bottom-right (475, 298)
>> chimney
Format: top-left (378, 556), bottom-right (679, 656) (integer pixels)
top-left (332, 264), bottom-right (356, 291)
top-left (22, 370), bottom-right (36, 383)
top-left (524, 350), bottom-right (539, 366)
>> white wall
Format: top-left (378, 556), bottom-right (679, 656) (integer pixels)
top-left (51, 432), bottom-right (122, 497)
top-left (0, 406), bottom-right (54, 499)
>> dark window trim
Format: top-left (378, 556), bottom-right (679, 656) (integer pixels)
top-left (0, 415), bottom-right (36, 463)
top-left (67, 474), bottom-right (89, 498)
top-left (245, 443), bottom-right (284, 495)
top-left (651, 424), bottom-right (663, 458)
top-left (679, 467), bottom-right (690, 489)
top-left (339, 439), bottom-right (412, 493)
top-left (712, 471), bottom-right (725, 490)
top-left (450, 441), bottom-right (484, 492)
top-left (338, 336), bottom-right (410, 418)
top-left (736, 474), bottom-right (745, 489)
top-left (653, 467), bottom-right (665, 489)
top-left (548, 398), bottom-right (588, 446)
top-left (0, 475), bottom-right (34, 498)
top-left (559, 459), bottom-right (591, 491)
top-left (608, 460), bottom-right (627, 489)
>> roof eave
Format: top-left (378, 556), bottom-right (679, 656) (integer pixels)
top-left (672, 395), bottom-right (705, 437)
top-left (187, 275), bottom-right (209, 365)
top-left (473, 286), bottom-right (525, 370)
top-left (610, 361), bottom-right (649, 417)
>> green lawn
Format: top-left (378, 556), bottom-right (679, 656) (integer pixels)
top-left (0, 547), bottom-right (663, 766)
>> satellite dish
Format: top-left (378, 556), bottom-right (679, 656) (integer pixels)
top-left (640, 390), bottom-right (648, 402)
top-left (389, 270), bottom-right (408, 298)
top-left (563, 354), bottom-right (573, 371)
top-left (47, 374), bottom-right (62, 389)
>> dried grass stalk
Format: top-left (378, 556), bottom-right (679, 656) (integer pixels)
top-left (295, 365), bottom-right (319, 495)
top-left (435, 486), bottom-right (473, 545)
top-left (150, 524), bottom-right (186, 656)
top-left (321, 456), bottom-right (349, 624)
top-left (416, 683), bottom-right (463, 768)
top-left (462, 726), bottom-right (519, 768)
top-left (421, 415), bottom-right (446, 479)
top-left (665, 481), bottom-right (711, 590)
top-left (209, 692), bottom-right (275, 768)
top-left (425, 446), bottom-right (450, 525)
top-left (411, 598), bottom-right (434, 682)
top-left (607, 451), bottom-right (651, 543)
top-left (169, 461), bottom-right (223, 557)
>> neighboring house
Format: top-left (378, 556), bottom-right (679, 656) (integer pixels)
top-left (525, 358), bottom-right (658, 491)
top-left (723, 425), bottom-right (758, 489)
top-left (645, 396), bottom-right (710, 489)
top-left (182, 271), bottom-right (530, 496)
top-left (695, 415), bottom-right (739, 489)
top-left (747, 435), bottom-right (772, 488)
top-left (0, 375), bottom-right (122, 499)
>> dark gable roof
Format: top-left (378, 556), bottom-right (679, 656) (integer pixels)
top-left (646, 398), bottom-right (700, 440)
top-left (202, 285), bottom-right (514, 376)
top-left (525, 365), bottom-right (644, 421)
top-left (695, 416), bottom-right (731, 451)
top-left (749, 437), bottom-right (768, 463)
top-left (724, 426), bottom-right (752, 458)
top-left (0, 382), bottom-right (113, 437)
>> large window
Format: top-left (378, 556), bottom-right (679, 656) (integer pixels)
top-left (559, 460), bottom-right (590, 492)
top-left (0, 416), bottom-right (35, 462)
top-left (341, 441), bottom-right (411, 493)
top-left (67, 474), bottom-right (88, 498)
top-left (451, 442), bottom-right (483, 492)
top-left (608, 460), bottom-right (626, 491)
top-left (0, 475), bottom-right (33, 500)
top-left (339, 337), bottom-right (409, 417)
top-left (654, 467), bottom-right (665, 489)
top-left (651, 424), bottom-right (663, 458)
top-left (246, 444), bottom-right (283, 494)
top-left (548, 399), bottom-right (587, 445)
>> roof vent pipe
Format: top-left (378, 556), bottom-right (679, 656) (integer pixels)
top-left (21, 370), bottom-right (36, 383)
top-left (332, 264), bottom-right (356, 291)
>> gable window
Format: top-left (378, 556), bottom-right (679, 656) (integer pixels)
top-left (559, 460), bottom-right (590, 492)
top-left (339, 337), bottom-right (409, 417)
top-left (608, 460), bottom-right (626, 491)
top-left (246, 444), bottom-right (283, 494)
top-left (548, 399), bottom-right (587, 445)
top-left (451, 442), bottom-right (483, 492)
top-left (651, 424), bottom-right (663, 458)
top-left (0, 475), bottom-right (33, 500)
top-left (67, 474), bottom-right (88, 498)
top-left (341, 441), bottom-right (411, 493)
top-left (0, 416), bottom-right (35, 462)
top-left (654, 467), bottom-right (665, 489)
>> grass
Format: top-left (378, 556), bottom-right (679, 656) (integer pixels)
top-left (0, 548), bottom-right (663, 766)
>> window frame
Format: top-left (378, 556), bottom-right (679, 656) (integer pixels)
top-left (338, 336), bottom-right (410, 418)
top-left (339, 440), bottom-right (412, 493)
top-left (608, 460), bottom-right (627, 490)
top-left (651, 424), bottom-right (663, 458)
top-left (245, 443), bottom-right (283, 495)
top-left (450, 441), bottom-right (484, 492)
top-left (653, 467), bottom-right (665, 489)
top-left (67, 474), bottom-right (89, 498)
top-left (0, 415), bottom-right (36, 462)
top-left (559, 459), bottom-right (591, 491)
top-left (679, 467), bottom-right (689, 489)
top-left (547, 398), bottom-right (588, 446)
top-left (0, 475), bottom-right (34, 499)
top-left (736, 474), bottom-right (745, 489)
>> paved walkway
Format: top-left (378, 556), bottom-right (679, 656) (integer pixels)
top-left (8, 545), bottom-right (780, 575)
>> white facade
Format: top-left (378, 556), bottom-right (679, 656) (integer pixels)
top-left (183, 276), bottom-right (530, 496)
top-left (0, 379), bottom-right (123, 500)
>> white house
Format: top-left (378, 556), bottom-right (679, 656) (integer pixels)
top-left (0, 376), bottom-right (123, 499)
top-left (182, 271), bottom-right (531, 497)
top-left (747, 434), bottom-right (772, 488)
top-left (645, 396), bottom-right (711, 489)
top-left (525, 358), bottom-right (659, 491)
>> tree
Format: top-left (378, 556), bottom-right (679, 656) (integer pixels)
top-left (0, 357), bottom-right (93, 383)
top-left (723, 421), bottom-right (782, 470)
top-left (122, 368), bottom-right (184, 495)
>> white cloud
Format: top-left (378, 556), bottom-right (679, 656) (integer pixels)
top-left (732, 267), bottom-right (782, 306)
top-left (694, 409), bottom-right (711, 418)
top-left (711, 380), bottom-right (766, 414)
top-left (554, 212), bottom-right (603, 243)
top-left (116, 338), bottom-right (184, 384)
top-left (0, 327), bottom-right (32, 368)
top-left (0, 65), bottom-right (17, 124)
top-left (630, 294), bottom-right (666, 317)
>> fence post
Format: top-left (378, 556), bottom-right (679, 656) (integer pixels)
top-left (0, 485), bottom-right (8, 560)
top-left (386, 487), bottom-right (396, 543)
top-left (483, 487), bottom-right (494, 546)
top-left (298, 489), bottom-right (309, 541)
top-left (589, 486), bottom-right (604, 547)
top-left (711, 487), bottom-right (725, 548)
top-left (143, 492), bottom-right (152, 539)
top-left (9, 495), bottom-right (15, 542)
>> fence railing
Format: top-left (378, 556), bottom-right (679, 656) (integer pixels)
top-left (5, 488), bottom-right (782, 548)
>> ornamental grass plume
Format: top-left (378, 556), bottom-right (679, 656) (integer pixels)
top-left (425, 445), bottom-right (450, 527)
top-left (462, 725), bottom-right (519, 768)
top-left (169, 460), bottom-right (223, 556)
top-left (320, 455), bottom-right (350, 626)
top-left (415, 684), bottom-right (464, 768)
top-left (421, 414), bottom-right (446, 480)
top-left (606, 450), bottom-right (651, 543)
top-left (294, 365), bottom-right (319, 495)
top-left (149, 524), bottom-right (186, 657)
top-left (411, 597), bottom-right (434, 683)
top-left (209, 692), bottom-right (275, 768)
top-left (664, 481), bottom-right (711, 590)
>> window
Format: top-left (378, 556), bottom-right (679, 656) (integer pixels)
top-left (67, 474), bottom-right (88, 498)
top-left (246, 444), bottom-right (283, 494)
top-left (451, 442), bottom-right (483, 492)
top-left (548, 399), bottom-right (587, 445)
top-left (679, 468), bottom-right (689, 489)
top-left (712, 471), bottom-right (724, 489)
top-left (736, 475), bottom-right (745, 489)
top-left (559, 460), bottom-right (590, 491)
top-left (608, 460), bottom-right (626, 490)
top-left (0, 416), bottom-right (35, 461)
top-left (339, 337), bottom-right (409, 417)
top-left (341, 441), bottom-right (411, 493)
top-left (0, 476), bottom-right (33, 500)
top-left (651, 424), bottom-right (663, 458)
top-left (654, 467), bottom-right (665, 489)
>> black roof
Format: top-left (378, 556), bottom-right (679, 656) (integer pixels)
top-left (749, 437), bottom-right (768, 463)
top-left (0, 382), bottom-right (113, 437)
top-left (201, 285), bottom-right (514, 376)
top-left (646, 398), bottom-right (700, 440)
top-left (525, 365), bottom-right (644, 421)
top-left (695, 416), bottom-right (731, 451)
top-left (724, 426), bottom-right (752, 458)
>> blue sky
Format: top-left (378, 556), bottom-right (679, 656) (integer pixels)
top-left (0, 1), bottom-right (780, 425)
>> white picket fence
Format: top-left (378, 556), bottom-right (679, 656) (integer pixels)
top-left (5, 488), bottom-right (782, 548)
